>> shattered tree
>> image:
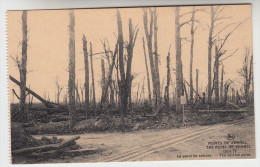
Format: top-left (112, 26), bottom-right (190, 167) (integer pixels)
top-left (165, 47), bottom-right (171, 113)
top-left (174, 7), bottom-right (183, 112)
top-left (19, 10), bottom-right (28, 122)
top-left (239, 48), bottom-right (253, 104)
top-left (90, 42), bottom-right (97, 116)
top-left (142, 37), bottom-right (152, 104)
top-left (82, 35), bottom-right (90, 110)
top-left (68, 10), bottom-right (76, 127)
top-left (117, 11), bottom-right (138, 118)
top-left (143, 8), bottom-right (160, 111)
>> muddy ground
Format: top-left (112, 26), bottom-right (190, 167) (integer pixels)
top-left (15, 116), bottom-right (255, 164)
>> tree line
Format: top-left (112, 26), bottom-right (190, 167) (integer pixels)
top-left (12, 6), bottom-right (253, 128)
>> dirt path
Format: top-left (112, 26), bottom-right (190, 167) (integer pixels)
top-left (34, 117), bottom-right (255, 163)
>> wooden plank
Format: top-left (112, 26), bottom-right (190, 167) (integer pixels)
top-left (12, 136), bottom-right (80, 155)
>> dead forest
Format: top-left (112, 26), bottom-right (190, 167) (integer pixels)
top-left (10, 6), bottom-right (254, 137)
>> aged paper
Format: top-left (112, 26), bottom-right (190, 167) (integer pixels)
top-left (7, 4), bottom-right (255, 164)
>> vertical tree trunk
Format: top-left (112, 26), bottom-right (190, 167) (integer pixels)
top-left (231, 88), bottom-right (235, 103)
top-left (224, 83), bottom-right (229, 103)
top-left (175, 7), bottom-right (183, 112)
top-left (20, 10), bottom-right (28, 122)
top-left (82, 35), bottom-right (89, 111)
top-left (142, 37), bottom-right (152, 104)
top-left (220, 65), bottom-right (224, 102)
top-left (195, 69), bottom-right (199, 104)
top-left (101, 59), bottom-right (106, 100)
top-left (116, 11), bottom-right (138, 125)
top-left (214, 46), bottom-right (220, 104)
top-left (243, 49), bottom-right (249, 103)
top-left (90, 42), bottom-right (96, 116)
top-left (248, 56), bottom-right (253, 104)
top-left (75, 80), bottom-right (81, 107)
top-left (143, 9), bottom-right (157, 111)
top-left (100, 41), bottom-right (118, 106)
top-left (189, 7), bottom-right (195, 107)
top-left (68, 10), bottom-right (76, 128)
top-left (153, 8), bottom-right (161, 105)
top-left (208, 6), bottom-right (214, 104)
top-left (110, 85), bottom-right (115, 105)
top-left (166, 51), bottom-right (171, 113)
top-left (117, 11), bottom-right (127, 118)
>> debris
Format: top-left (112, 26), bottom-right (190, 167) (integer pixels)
top-left (12, 136), bottom-right (80, 156)
top-left (132, 123), bottom-right (140, 131)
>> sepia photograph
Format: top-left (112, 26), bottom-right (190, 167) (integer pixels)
top-left (7, 4), bottom-right (255, 164)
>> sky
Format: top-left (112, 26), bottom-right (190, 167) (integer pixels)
top-left (7, 4), bottom-right (252, 103)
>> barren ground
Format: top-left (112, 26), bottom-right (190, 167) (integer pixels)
top-left (32, 116), bottom-right (255, 164)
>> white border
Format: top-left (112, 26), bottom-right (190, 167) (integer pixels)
top-left (0, 0), bottom-right (259, 167)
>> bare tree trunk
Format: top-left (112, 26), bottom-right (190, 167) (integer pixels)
top-left (240, 48), bottom-right (252, 104)
top-left (100, 41), bottom-right (118, 106)
top-left (19, 10), bottom-right (28, 122)
top-left (224, 83), bottom-right (229, 103)
top-left (175, 7), bottom-right (183, 112)
top-left (195, 69), bottom-right (199, 104)
top-left (117, 11), bottom-right (138, 125)
top-left (142, 79), bottom-right (145, 103)
top-left (214, 46), bottom-right (220, 104)
top-left (117, 11), bottom-right (127, 118)
top-left (110, 84), bottom-right (115, 105)
top-left (68, 10), bottom-right (76, 128)
top-left (153, 8), bottom-right (161, 105)
top-left (101, 59), bottom-right (106, 102)
top-left (82, 35), bottom-right (89, 111)
top-left (166, 50), bottom-right (171, 113)
top-left (248, 56), bottom-right (253, 104)
top-left (231, 88), bottom-right (235, 103)
top-left (208, 6), bottom-right (214, 104)
top-left (75, 81), bottom-right (81, 107)
top-left (90, 42), bottom-right (96, 117)
top-left (189, 7), bottom-right (195, 107)
top-left (220, 65), bottom-right (224, 102)
top-left (142, 37), bottom-right (152, 104)
top-left (143, 9), bottom-right (158, 111)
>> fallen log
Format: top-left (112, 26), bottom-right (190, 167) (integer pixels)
top-left (10, 75), bottom-right (68, 113)
top-left (226, 101), bottom-right (240, 109)
top-left (9, 75), bottom-right (53, 108)
top-left (12, 136), bottom-right (80, 156)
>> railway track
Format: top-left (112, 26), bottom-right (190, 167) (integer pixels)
top-left (102, 117), bottom-right (252, 162)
